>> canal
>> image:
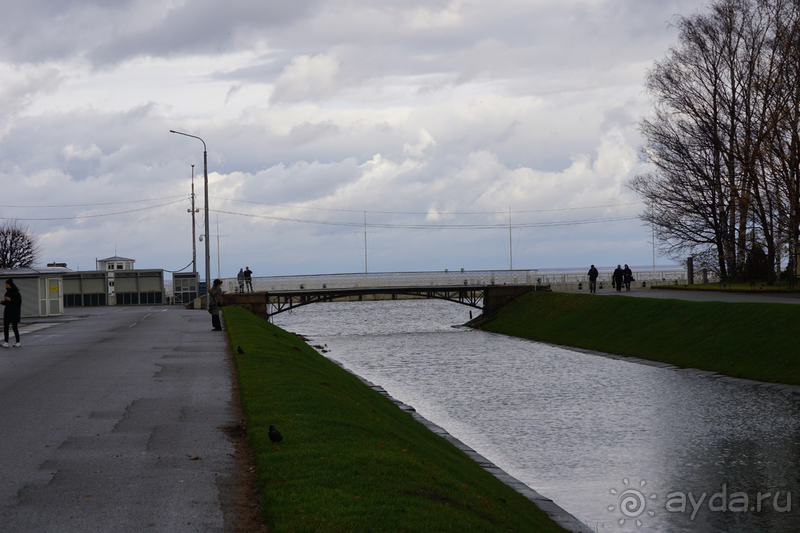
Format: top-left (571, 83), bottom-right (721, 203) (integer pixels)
top-left (273, 299), bottom-right (800, 532)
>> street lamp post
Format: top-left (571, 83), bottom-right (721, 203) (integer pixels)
top-left (190, 164), bottom-right (197, 276)
top-left (170, 130), bottom-right (211, 309)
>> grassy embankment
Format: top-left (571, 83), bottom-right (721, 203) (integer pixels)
top-left (478, 290), bottom-right (800, 386)
top-left (223, 306), bottom-right (568, 533)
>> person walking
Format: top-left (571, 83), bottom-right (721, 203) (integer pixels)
top-left (208, 278), bottom-right (224, 331)
top-left (237, 268), bottom-right (245, 293)
top-left (244, 266), bottom-right (253, 292)
top-left (623, 264), bottom-right (633, 291)
top-left (612, 265), bottom-right (624, 292)
top-left (2, 278), bottom-right (22, 347)
top-left (587, 265), bottom-right (599, 294)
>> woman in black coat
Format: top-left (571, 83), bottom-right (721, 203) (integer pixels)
top-left (623, 264), bottom-right (633, 291)
top-left (612, 265), bottom-right (624, 292)
top-left (2, 278), bottom-right (22, 347)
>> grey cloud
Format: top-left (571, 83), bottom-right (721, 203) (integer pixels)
top-left (0, 0), bottom-right (694, 274)
top-left (286, 122), bottom-right (341, 145)
top-left (0, 67), bottom-right (64, 120)
top-left (601, 104), bottom-right (636, 132)
top-left (495, 121), bottom-right (522, 144)
top-left (1, 0), bottom-right (320, 65)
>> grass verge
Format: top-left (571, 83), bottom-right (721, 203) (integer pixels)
top-left (223, 306), bottom-right (569, 533)
top-left (478, 291), bottom-right (800, 385)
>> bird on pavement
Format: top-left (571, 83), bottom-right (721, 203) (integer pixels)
top-left (237, 346), bottom-right (245, 354)
top-left (269, 425), bottom-right (284, 443)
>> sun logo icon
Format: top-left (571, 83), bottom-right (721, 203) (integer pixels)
top-left (608, 478), bottom-right (657, 526)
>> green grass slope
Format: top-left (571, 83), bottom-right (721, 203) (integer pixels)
top-left (479, 291), bottom-right (800, 385)
top-left (224, 306), bottom-right (568, 533)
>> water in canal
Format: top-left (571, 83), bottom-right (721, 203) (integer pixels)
top-left (273, 299), bottom-right (800, 532)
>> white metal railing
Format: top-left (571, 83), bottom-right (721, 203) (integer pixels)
top-left (221, 269), bottom-right (539, 293)
top-left (542, 269), bottom-right (703, 291)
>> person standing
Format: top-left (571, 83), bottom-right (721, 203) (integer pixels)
top-left (237, 268), bottom-right (245, 293)
top-left (208, 278), bottom-right (224, 331)
top-left (587, 265), bottom-right (599, 294)
top-left (623, 264), bottom-right (633, 291)
top-left (612, 265), bottom-right (624, 292)
top-left (2, 278), bottom-right (22, 347)
top-left (244, 266), bottom-right (253, 292)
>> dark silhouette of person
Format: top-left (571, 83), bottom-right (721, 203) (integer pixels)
top-left (587, 265), bottom-right (599, 293)
top-left (2, 278), bottom-right (22, 347)
top-left (208, 278), bottom-right (223, 331)
top-left (244, 267), bottom-right (253, 292)
top-left (623, 264), bottom-right (633, 291)
top-left (612, 265), bottom-right (624, 292)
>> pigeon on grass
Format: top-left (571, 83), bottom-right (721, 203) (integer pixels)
top-left (269, 425), bottom-right (284, 443)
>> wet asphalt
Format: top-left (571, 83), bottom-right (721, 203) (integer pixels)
top-left (0, 306), bottom-right (237, 532)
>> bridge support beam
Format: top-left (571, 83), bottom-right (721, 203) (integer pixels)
top-left (218, 283), bottom-right (549, 320)
top-left (482, 285), bottom-right (541, 314)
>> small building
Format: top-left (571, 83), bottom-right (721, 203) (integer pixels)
top-left (172, 272), bottom-right (200, 305)
top-left (0, 266), bottom-right (70, 318)
top-left (62, 255), bottom-right (165, 307)
top-left (96, 256), bottom-right (135, 271)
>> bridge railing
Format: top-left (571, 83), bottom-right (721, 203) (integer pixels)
top-left (222, 269), bottom-right (539, 293)
top-left (543, 269), bottom-right (694, 291)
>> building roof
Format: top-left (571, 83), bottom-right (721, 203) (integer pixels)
top-left (98, 256), bottom-right (136, 262)
top-left (0, 266), bottom-right (74, 276)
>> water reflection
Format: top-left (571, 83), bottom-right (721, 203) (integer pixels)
top-left (273, 300), bottom-right (800, 532)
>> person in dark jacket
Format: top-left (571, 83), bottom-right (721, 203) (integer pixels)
top-left (2, 278), bottom-right (22, 347)
top-left (244, 266), bottom-right (253, 292)
top-left (587, 265), bottom-right (599, 293)
top-left (623, 264), bottom-right (633, 291)
top-left (612, 265), bottom-right (624, 292)
top-left (208, 278), bottom-right (224, 331)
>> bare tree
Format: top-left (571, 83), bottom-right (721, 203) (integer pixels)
top-left (766, 0), bottom-right (800, 285)
top-left (630, 0), bottom-right (800, 281)
top-left (630, 1), bottom-right (743, 277)
top-left (0, 220), bottom-right (41, 269)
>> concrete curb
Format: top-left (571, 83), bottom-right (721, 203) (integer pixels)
top-left (324, 356), bottom-right (593, 533)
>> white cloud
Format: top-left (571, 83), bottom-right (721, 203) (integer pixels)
top-left (0, 0), bottom-right (703, 275)
top-left (62, 143), bottom-right (102, 161)
top-left (270, 54), bottom-right (341, 103)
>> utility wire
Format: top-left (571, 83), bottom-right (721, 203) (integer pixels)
top-left (209, 208), bottom-right (638, 229)
top-left (0, 199), bottom-right (186, 221)
top-left (1, 195), bottom-right (187, 208)
top-left (209, 196), bottom-right (642, 215)
top-left (164, 260), bottom-right (194, 273)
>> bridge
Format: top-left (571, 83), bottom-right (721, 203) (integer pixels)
top-left (218, 270), bottom-right (547, 319)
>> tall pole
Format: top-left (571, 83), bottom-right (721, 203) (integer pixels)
top-left (509, 207), bottom-right (513, 271)
top-left (364, 211), bottom-right (368, 275)
top-left (652, 225), bottom-right (656, 272)
top-left (171, 130), bottom-right (211, 310)
top-left (190, 165), bottom-right (197, 275)
top-left (203, 146), bottom-right (210, 294)
top-left (216, 214), bottom-right (221, 279)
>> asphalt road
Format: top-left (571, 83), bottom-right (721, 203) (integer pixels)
top-left (0, 306), bottom-right (238, 532)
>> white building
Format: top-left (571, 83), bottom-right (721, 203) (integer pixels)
top-left (61, 255), bottom-right (164, 307)
top-left (0, 266), bottom-right (69, 317)
top-left (96, 255), bottom-right (135, 271)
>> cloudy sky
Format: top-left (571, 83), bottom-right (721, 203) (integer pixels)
top-left (0, 0), bottom-right (703, 280)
